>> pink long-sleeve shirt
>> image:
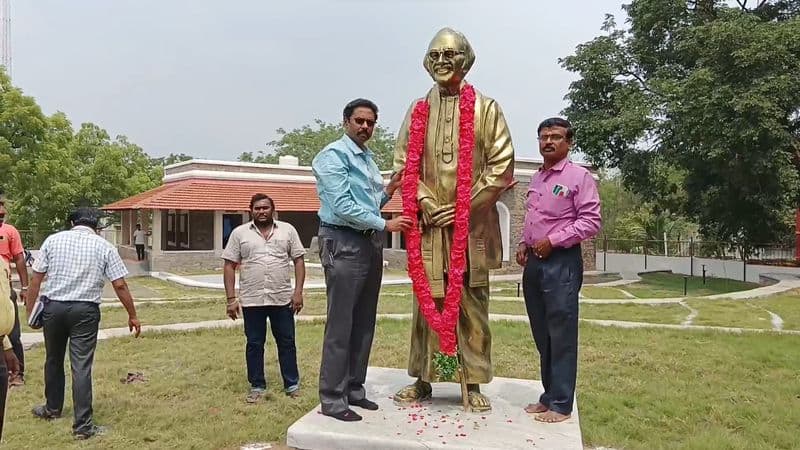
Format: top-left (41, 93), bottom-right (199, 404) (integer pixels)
top-left (521, 158), bottom-right (601, 249)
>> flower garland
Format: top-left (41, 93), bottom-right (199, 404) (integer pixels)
top-left (402, 83), bottom-right (475, 357)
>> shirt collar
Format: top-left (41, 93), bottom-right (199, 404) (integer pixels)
top-left (72, 225), bottom-right (96, 234)
top-left (248, 220), bottom-right (278, 230)
top-left (540, 157), bottom-right (570, 173)
top-left (341, 134), bottom-right (371, 156)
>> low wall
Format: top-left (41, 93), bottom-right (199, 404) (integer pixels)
top-left (596, 252), bottom-right (800, 283)
top-left (150, 251), bottom-right (220, 273)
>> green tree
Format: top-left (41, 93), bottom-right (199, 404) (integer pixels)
top-left (151, 152), bottom-right (193, 166)
top-left (239, 119), bottom-right (397, 169)
top-left (562, 0), bottom-right (800, 254)
top-left (12, 121), bottom-right (162, 232)
top-left (0, 69), bottom-right (162, 234)
top-left (597, 170), bottom-right (642, 237)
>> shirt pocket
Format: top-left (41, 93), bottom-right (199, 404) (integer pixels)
top-left (540, 186), bottom-right (575, 218)
top-left (266, 239), bottom-right (289, 258)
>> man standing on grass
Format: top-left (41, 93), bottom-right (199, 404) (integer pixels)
top-left (222, 194), bottom-right (306, 403)
top-left (0, 189), bottom-right (29, 387)
top-left (25, 207), bottom-right (141, 440)
top-left (516, 117), bottom-right (601, 423)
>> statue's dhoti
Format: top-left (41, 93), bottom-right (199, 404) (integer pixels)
top-left (407, 227), bottom-right (492, 384)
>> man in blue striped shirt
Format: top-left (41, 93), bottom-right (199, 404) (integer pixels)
top-left (25, 207), bottom-right (141, 440)
top-left (312, 98), bottom-right (411, 421)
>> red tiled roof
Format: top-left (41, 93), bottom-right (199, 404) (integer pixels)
top-left (102, 179), bottom-right (403, 213)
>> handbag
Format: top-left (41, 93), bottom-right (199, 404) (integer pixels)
top-left (27, 295), bottom-right (50, 329)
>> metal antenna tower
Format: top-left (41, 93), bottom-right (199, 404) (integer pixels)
top-left (0, 0), bottom-right (10, 77)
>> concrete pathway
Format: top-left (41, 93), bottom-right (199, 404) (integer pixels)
top-left (21, 310), bottom-right (800, 351)
top-left (705, 277), bottom-right (800, 299)
top-left (153, 272), bottom-right (527, 291)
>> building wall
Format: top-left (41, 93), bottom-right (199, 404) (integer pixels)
top-left (150, 251), bottom-right (220, 273)
top-left (189, 211), bottom-right (214, 250)
top-left (277, 212), bottom-right (320, 247)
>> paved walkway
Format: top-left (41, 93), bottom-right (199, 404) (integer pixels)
top-left (21, 271), bottom-right (796, 350)
top-left (152, 271), bottom-right (527, 290)
top-left (21, 309), bottom-right (800, 351)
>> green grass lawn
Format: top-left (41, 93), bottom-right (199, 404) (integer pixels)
top-left (128, 277), bottom-right (222, 298)
top-left (580, 303), bottom-right (688, 324)
top-left (580, 286), bottom-right (631, 299)
top-left (751, 291), bottom-right (800, 330)
top-left (489, 300), bottom-right (688, 325)
top-left (686, 299), bottom-right (774, 329)
top-left (623, 272), bottom-right (759, 298)
top-left (6, 321), bottom-right (799, 449)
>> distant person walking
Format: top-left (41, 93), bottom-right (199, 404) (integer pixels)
top-left (132, 224), bottom-right (147, 261)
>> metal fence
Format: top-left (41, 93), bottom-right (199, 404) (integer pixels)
top-left (597, 238), bottom-right (799, 282)
top-left (600, 238), bottom-right (797, 263)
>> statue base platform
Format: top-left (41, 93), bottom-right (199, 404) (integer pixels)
top-left (286, 367), bottom-right (583, 449)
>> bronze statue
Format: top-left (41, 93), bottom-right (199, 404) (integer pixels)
top-left (392, 28), bottom-right (514, 412)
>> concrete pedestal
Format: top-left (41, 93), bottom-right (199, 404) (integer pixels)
top-left (287, 367), bottom-right (582, 450)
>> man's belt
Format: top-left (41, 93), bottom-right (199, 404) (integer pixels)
top-left (321, 222), bottom-right (377, 238)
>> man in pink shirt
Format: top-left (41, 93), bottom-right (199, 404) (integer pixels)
top-left (515, 117), bottom-right (601, 423)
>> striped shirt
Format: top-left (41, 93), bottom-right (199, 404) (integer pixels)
top-left (32, 226), bottom-right (129, 303)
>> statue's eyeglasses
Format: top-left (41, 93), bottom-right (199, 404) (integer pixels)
top-left (353, 118), bottom-right (376, 127)
top-left (427, 49), bottom-right (464, 61)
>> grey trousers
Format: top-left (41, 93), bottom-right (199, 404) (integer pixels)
top-left (317, 226), bottom-right (383, 414)
top-left (42, 301), bottom-right (100, 434)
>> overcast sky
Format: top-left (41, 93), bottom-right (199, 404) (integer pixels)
top-left (11, 0), bottom-right (625, 161)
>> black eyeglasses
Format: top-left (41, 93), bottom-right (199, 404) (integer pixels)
top-left (353, 118), bottom-right (376, 127)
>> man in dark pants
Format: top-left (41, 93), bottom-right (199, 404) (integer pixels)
top-left (25, 207), bottom-right (141, 440)
top-left (222, 194), bottom-right (306, 403)
top-left (312, 98), bottom-right (411, 421)
top-left (516, 118), bottom-right (601, 423)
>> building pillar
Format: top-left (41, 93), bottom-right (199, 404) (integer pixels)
top-left (214, 211), bottom-right (223, 255)
top-left (121, 210), bottom-right (132, 246)
top-left (140, 209), bottom-right (152, 248)
top-left (151, 210), bottom-right (162, 255)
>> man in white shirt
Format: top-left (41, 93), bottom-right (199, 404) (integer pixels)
top-left (132, 224), bottom-right (147, 261)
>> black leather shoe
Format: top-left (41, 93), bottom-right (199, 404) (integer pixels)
top-left (323, 409), bottom-right (362, 422)
top-left (350, 398), bottom-right (379, 411)
top-left (31, 405), bottom-right (62, 420)
top-left (74, 425), bottom-right (107, 440)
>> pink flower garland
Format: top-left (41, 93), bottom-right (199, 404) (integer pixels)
top-left (402, 84), bottom-right (475, 356)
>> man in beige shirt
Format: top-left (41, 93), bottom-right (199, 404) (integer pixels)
top-left (222, 194), bottom-right (306, 403)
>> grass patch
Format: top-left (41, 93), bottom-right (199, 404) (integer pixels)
top-left (581, 303), bottom-right (687, 324)
top-left (580, 286), bottom-right (631, 299)
top-left (749, 291), bottom-right (800, 330)
top-left (130, 277), bottom-right (221, 298)
top-left (686, 299), bottom-right (774, 329)
top-left (624, 273), bottom-right (758, 298)
top-left (5, 321), bottom-right (799, 449)
top-left (96, 294), bottom-right (414, 330)
top-left (489, 301), bottom-right (688, 325)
